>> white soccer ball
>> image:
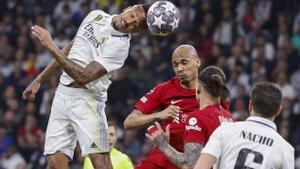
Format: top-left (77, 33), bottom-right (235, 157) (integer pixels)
top-left (147, 1), bottom-right (180, 36)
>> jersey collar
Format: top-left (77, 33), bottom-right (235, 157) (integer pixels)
top-left (246, 116), bottom-right (277, 131)
top-left (108, 15), bottom-right (130, 37)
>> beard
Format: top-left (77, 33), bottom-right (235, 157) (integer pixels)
top-left (181, 79), bottom-right (190, 86)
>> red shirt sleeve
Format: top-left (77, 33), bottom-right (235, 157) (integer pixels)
top-left (134, 85), bottom-right (164, 114)
top-left (184, 113), bottom-right (208, 145)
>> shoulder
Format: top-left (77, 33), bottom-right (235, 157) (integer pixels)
top-left (83, 10), bottom-right (110, 22)
top-left (274, 132), bottom-right (294, 152)
top-left (151, 78), bottom-right (175, 92)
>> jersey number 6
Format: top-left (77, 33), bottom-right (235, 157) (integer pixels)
top-left (234, 148), bottom-right (263, 169)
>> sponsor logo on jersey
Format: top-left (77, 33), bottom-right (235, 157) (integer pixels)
top-left (83, 24), bottom-right (100, 48)
top-left (185, 125), bottom-right (201, 131)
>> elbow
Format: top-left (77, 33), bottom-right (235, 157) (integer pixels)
top-left (123, 118), bottom-right (132, 130)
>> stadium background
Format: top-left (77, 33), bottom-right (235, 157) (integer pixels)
top-left (0, 0), bottom-right (299, 168)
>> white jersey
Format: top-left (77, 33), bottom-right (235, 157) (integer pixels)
top-left (202, 116), bottom-right (294, 169)
top-left (60, 10), bottom-right (131, 97)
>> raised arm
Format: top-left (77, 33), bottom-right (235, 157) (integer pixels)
top-left (22, 39), bottom-right (74, 100)
top-left (36, 39), bottom-right (74, 82)
top-left (31, 25), bottom-right (107, 86)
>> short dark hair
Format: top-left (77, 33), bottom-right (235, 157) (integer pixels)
top-left (107, 121), bottom-right (117, 130)
top-left (251, 81), bottom-right (282, 117)
top-left (199, 66), bottom-right (230, 100)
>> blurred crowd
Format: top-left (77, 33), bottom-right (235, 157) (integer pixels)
top-left (0, 0), bottom-right (300, 168)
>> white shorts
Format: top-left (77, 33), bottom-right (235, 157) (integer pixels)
top-left (44, 84), bottom-right (109, 159)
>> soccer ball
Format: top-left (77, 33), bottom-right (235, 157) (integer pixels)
top-left (147, 1), bottom-right (180, 36)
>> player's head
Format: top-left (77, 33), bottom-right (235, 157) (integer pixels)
top-left (172, 44), bottom-right (201, 87)
top-left (196, 66), bottom-right (229, 102)
top-left (108, 121), bottom-right (118, 150)
top-left (112, 4), bottom-right (150, 33)
top-left (250, 81), bottom-right (282, 118)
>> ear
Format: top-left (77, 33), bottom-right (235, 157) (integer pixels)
top-left (195, 58), bottom-right (201, 68)
top-left (248, 100), bottom-right (253, 114)
top-left (276, 105), bottom-right (283, 116)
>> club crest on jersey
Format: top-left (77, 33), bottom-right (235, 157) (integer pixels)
top-left (188, 117), bottom-right (197, 125)
top-left (93, 15), bottom-right (103, 21)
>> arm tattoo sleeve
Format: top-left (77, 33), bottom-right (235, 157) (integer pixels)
top-left (159, 144), bottom-right (185, 168)
top-left (49, 45), bottom-right (107, 85)
top-left (36, 39), bottom-right (74, 82)
top-left (182, 142), bottom-right (203, 169)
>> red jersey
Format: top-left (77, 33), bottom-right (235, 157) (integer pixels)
top-left (135, 77), bottom-right (199, 168)
top-left (184, 104), bottom-right (234, 146)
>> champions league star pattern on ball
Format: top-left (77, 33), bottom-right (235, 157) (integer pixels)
top-left (147, 1), bottom-right (180, 36)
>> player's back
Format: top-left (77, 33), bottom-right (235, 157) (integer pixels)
top-left (216, 116), bottom-right (294, 169)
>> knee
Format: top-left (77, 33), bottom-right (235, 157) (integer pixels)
top-left (47, 158), bottom-right (58, 169)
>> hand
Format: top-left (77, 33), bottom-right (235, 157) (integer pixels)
top-left (31, 25), bottom-right (56, 50)
top-left (156, 105), bottom-right (180, 121)
top-left (22, 79), bottom-right (41, 100)
top-left (146, 122), bottom-right (170, 151)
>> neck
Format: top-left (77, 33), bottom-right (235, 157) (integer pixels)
top-left (199, 93), bottom-right (220, 110)
top-left (251, 111), bottom-right (275, 122)
top-left (180, 77), bottom-right (198, 89)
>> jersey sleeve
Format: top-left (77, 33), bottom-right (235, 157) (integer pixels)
top-left (80, 10), bottom-right (103, 26)
top-left (93, 38), bottom-right (130, 73)
top-left (201, 125), bottom-right (225, 159)
top-left (281, 147), bottom-right (294, 169)
top-left (134, 86), bottom-right (164, 114)
top-left (184, 113), bottom-right (209, 145)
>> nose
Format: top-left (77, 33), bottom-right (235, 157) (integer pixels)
top-left (177, 64), bottom-right (184, 72)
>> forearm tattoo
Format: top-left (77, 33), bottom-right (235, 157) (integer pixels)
top-left (183, 142), bottom-right (203, 169)
top-left (37, 40), bottom-right (74, 81)
top-left (154, 133), bottom-right (184, 168)
top-left (49, 46), bottom-right (106, 85)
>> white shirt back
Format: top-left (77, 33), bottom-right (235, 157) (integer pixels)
top-left (60, 10), bottom-right (131, 97)
top-left (202, 116), bottom-right (295, 169)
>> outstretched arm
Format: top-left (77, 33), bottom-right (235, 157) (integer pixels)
top-left (22, 39), bottom-right (74, 100)
top-left (36, 39), bottom-right (74, 82)
top-left (31, 25), bottom-right (107, 86)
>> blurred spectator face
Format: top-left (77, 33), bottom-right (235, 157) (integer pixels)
top-left (222, 9), bottom-right (231, 21)
top-left (221, 0), bottom-right (231, 10)
top-left (17, 36), bottom-right (28, 50)
top-left (0, 126), bottom-right (6, 139)
top-left (15, 49), bottom-right (25, 62)
top-left (211, 45), bottom-right (221, 57)
top-left (276, 72), bottom-right (287, 85)
top-left (6, 99), bottom-right (19, 112)
top-left (251, 20), bottom-right (261, 32)
top-left (3, 86), bottom-right (16, 100)
top-left (203, 13), bottom-right (214, 27)
top-left (236, 85), bottom-right (246, 98)
top-left (108, 125), bottom-right (117, 149)
top-left (201, 1), bottom-right (211, 13)
top-left (25, 102), bottom-right (36, 114)
top-left (232, 44), bottom-right (243, 57)
top-left (24, 114), bottom-right (37, 130)
top-left (3, 110), bottom-right (15, 126)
